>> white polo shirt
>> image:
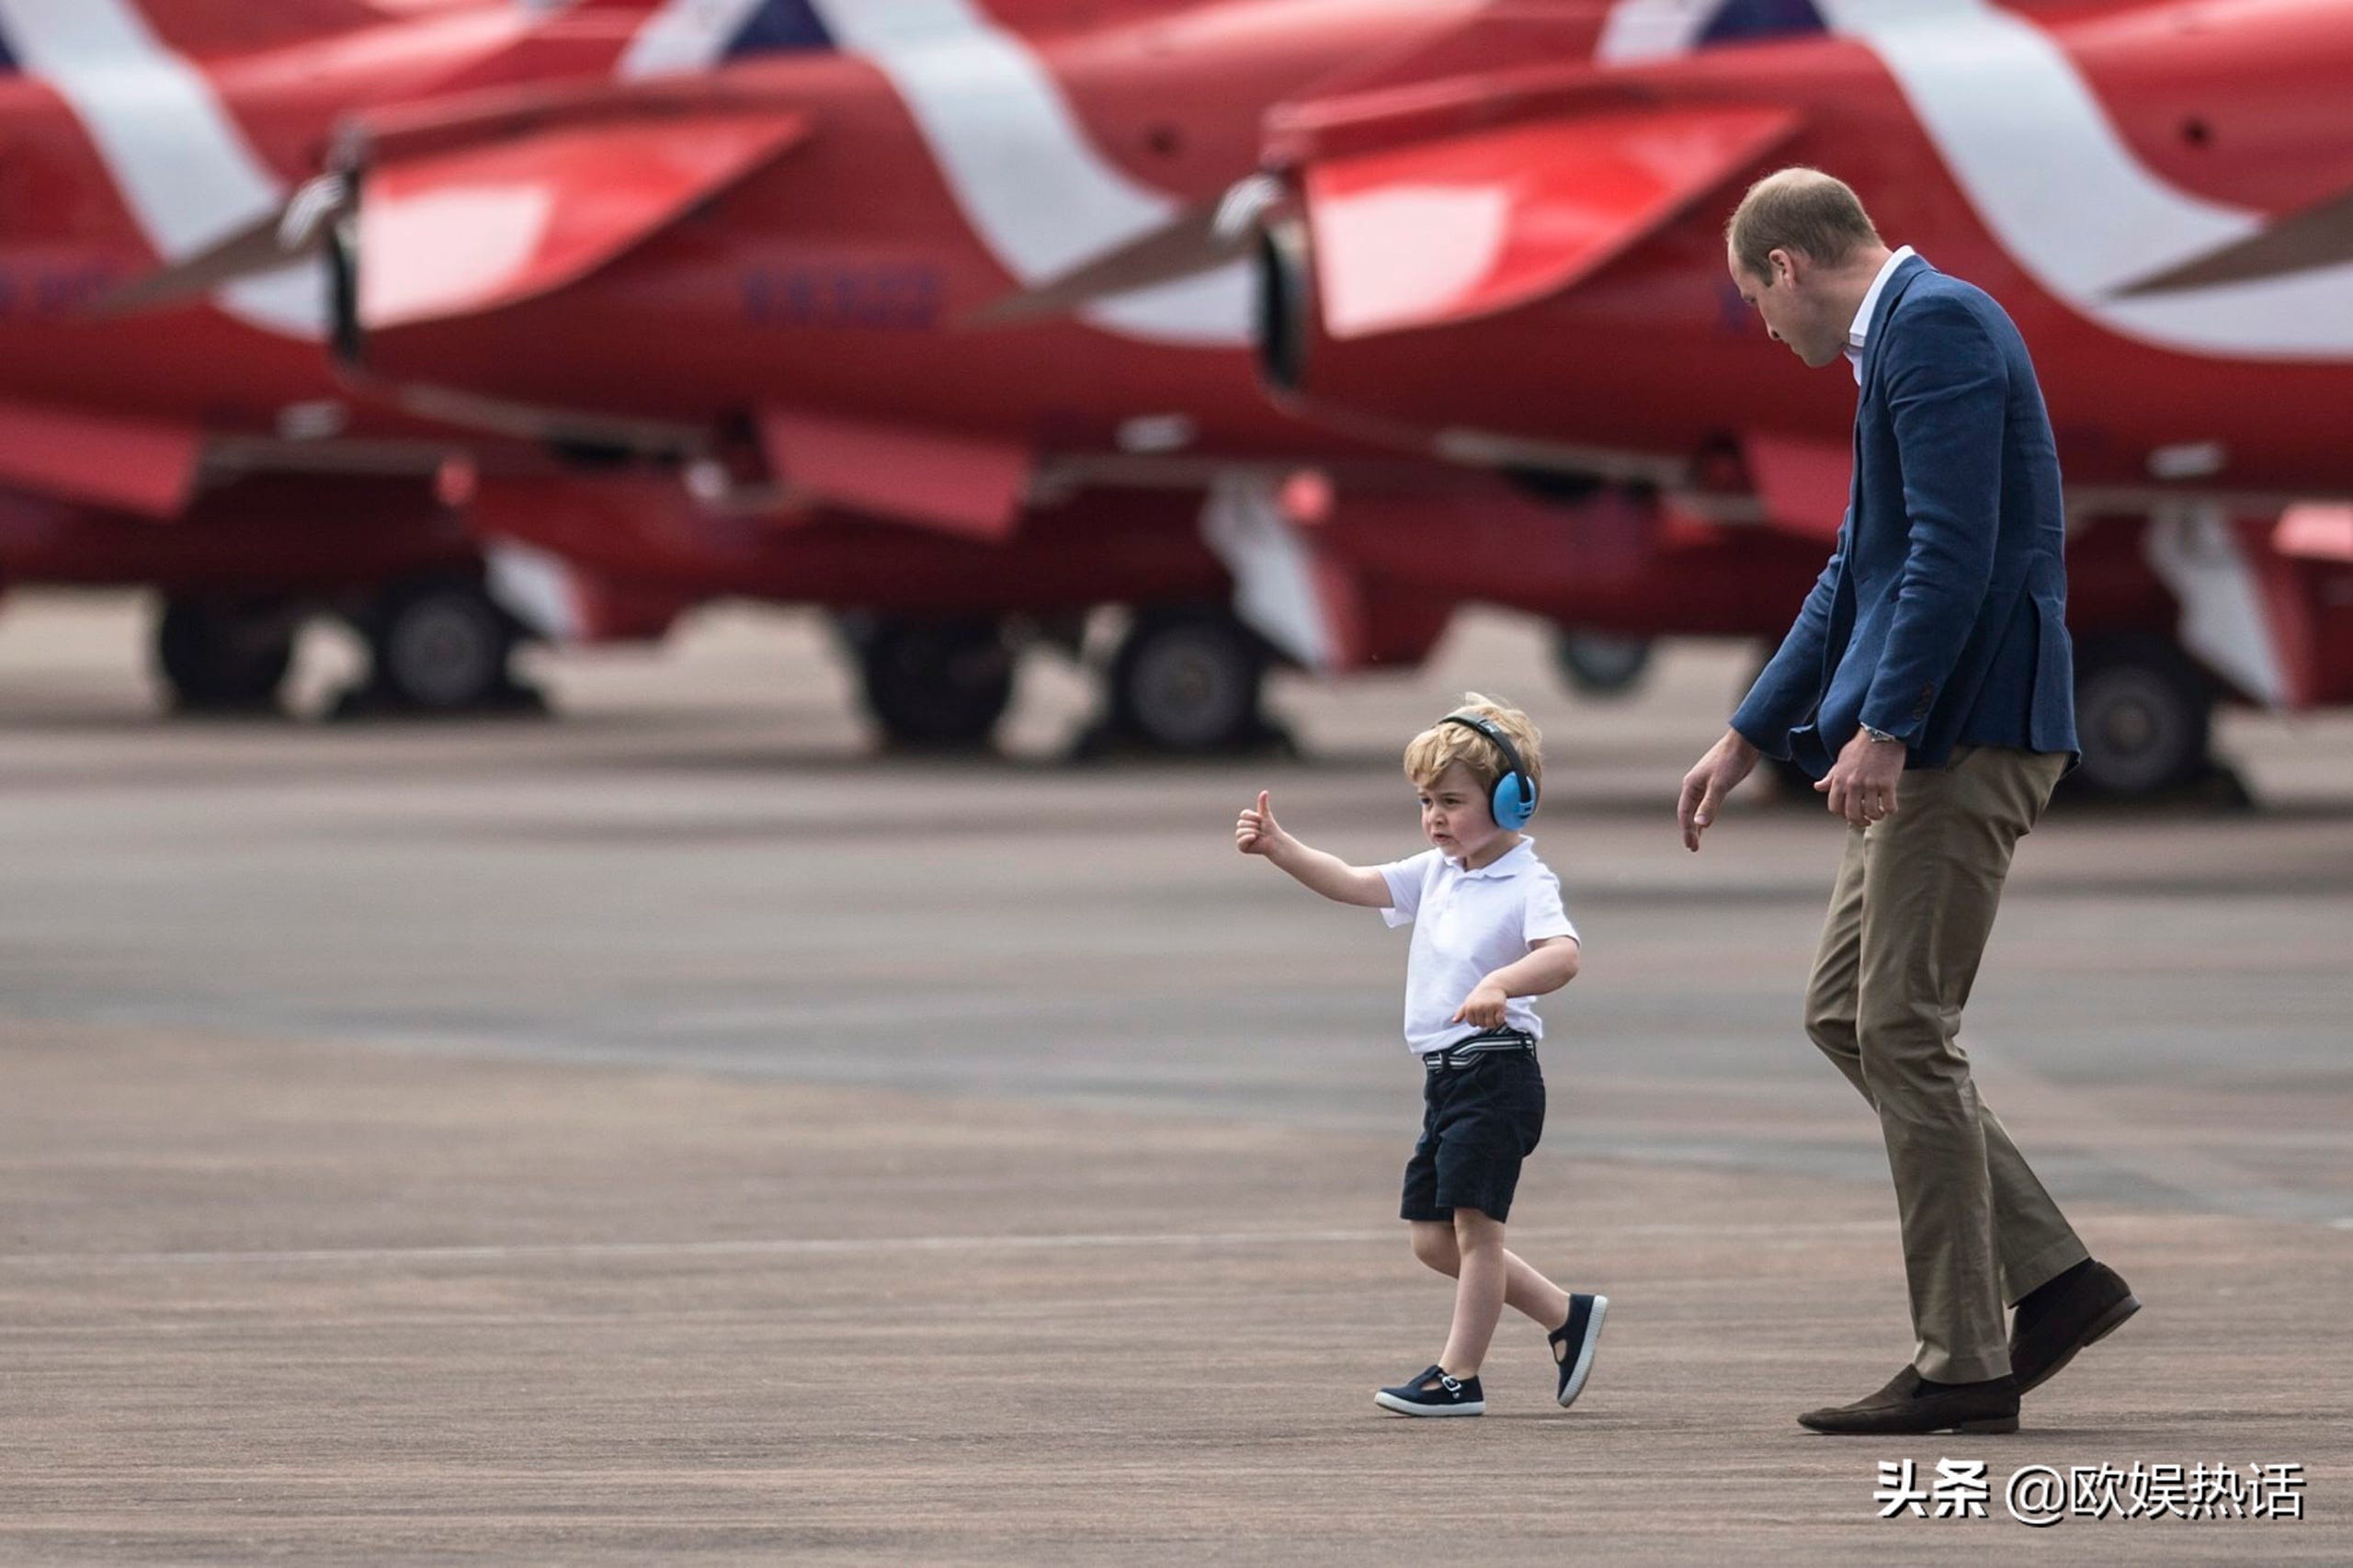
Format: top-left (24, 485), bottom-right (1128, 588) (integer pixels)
top-left (1376, 836), bottom-right (1580, 1056)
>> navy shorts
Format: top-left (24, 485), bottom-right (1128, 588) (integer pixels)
top-left (1401, 1051), bottom-right (1546, 1223)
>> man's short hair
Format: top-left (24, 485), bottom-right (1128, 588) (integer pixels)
top-left (1726, 167), bottom-right (1881, 279)
top-left (1404, 691), bottom-right (1542, 796)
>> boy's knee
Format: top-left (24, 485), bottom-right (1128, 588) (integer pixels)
top-left (1408, 1223), bottom-right (1458, 1273)
top-left (1451, 1208), bottom-right (1503, 1251)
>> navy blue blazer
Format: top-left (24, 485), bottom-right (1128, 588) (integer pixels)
top-left (1732, 256), bottom-right (2078, 778)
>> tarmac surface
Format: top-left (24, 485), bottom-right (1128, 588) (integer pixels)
top-left (3, 592), bottom-right (2348, 1562)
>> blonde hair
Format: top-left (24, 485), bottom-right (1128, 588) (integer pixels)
top-left (1404, 692), bottom-right (1542, 801)
top-left (1725, 166), bottom-right (1881, 280)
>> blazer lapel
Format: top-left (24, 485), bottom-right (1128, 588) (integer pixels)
top-left (1832, 256), bottom-right (1934, 668)
top-left (1858, 255), bottom-right (1932, 403)
top-left (1847, 254), bottom-right (1937, 533)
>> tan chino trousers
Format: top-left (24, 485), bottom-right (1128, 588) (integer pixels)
top-left (1803, 744), bottom-right (2089, 1383)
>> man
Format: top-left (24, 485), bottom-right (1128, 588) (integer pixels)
top-left (1678, 167), bottom-right (2138, 1437)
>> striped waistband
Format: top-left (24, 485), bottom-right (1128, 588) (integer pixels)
top-left (1421, 1029), bottom-right (1537, 1071)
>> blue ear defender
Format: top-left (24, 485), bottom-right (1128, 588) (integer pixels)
top-left (1439, 713), bottom-right (1536, 830)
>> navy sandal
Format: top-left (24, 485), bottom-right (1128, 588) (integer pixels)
top-left (1550, 1292), bottom-right (1608, 1408)
top-left (1375, 1363), bottom-right (1485, 1417)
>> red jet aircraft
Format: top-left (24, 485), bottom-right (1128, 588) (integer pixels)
top-left (1232, 0), bottom-right (2353, 790)
top-left (153, 0), bottom-right (2353, 790)
top-left (209, 0), bottom-right (1801, 752)
top-left (0, 0), bottom-right (700, 712)
top-left (272, 0), bottom-right (1513, 752)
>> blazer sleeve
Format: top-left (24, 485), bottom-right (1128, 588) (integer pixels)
top-left (1861, 296), bottom-right (2006, 743)
top-left (1729, 530), bottom-right (1845, 758)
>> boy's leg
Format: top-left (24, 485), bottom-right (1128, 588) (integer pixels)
top-left (1408, 1220), bottom-right (1458, 1275)
top-left (1439, 1209), bottom-right (1512, 1376)
top-left (1411, 1220), bottom-right (1569, 1330)
top-left (1424, 1050), bottom-right (1554, 1378)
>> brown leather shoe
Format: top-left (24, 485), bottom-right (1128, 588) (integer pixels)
top-left (1797, 1367), bottom-right (2020, 1435)
top-left (2011, 1259), bottom-right (2140, 1394)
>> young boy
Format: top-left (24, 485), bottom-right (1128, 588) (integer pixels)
top-left (1234, 693), bottom-right (1605, 1417)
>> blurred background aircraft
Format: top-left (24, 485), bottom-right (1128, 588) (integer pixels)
top-left (0, 0), bottom-right (699, 714)
top-left (27, 0), bottom-right (2353, 798)
top-left (301, 0), bottom-right (2353, 790)
top-left (1226, 0), bottom-right (2353, 793)
top-left (285, 0), bottom-right (1513, 752)
top-left (147, 0), bottom-right (1854, 756)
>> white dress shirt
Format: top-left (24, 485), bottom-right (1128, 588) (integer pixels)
top-left (1846, 244), bottom-right (1918, 385)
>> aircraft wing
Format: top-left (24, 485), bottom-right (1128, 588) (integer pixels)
top-left (1300, 104), bottom-right (1797, 340)
top-left (756, 411), bottom-right (1029, 542)
top-left (0, 399), bottom-right (200, 517)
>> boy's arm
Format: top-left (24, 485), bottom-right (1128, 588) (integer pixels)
top-left (1266, 838), bottom-right (1393, 907)
top-left (1235, 790), bottom-right (1392, 907)
top-left (1451, 937), bottom-right (1581, 1028)
top-left (1488, 937), bottom-right (1582, 997)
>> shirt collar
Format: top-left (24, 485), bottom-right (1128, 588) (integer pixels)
top-left (1444, 835), bottom-right (1535, 879)
top-left (1846, 244), bottom-right (1917, 384)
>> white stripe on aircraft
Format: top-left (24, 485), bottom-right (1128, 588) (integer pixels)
top-left (1595, 0), bottom-right (1716, 65)
top-left (1817, 0), bottom-right (2353, 360)
top-left (617, 0), bottom-right (777, 80)
top-left (1600, 0), bottom-right (2353, 360)
top-left (801, 0), bottom-right (1253, 347)
top-left (0, 0), bottom-right (325, 336)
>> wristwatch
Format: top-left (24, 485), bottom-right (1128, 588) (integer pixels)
top-left (1862, 725), bottom-right (1902, 745)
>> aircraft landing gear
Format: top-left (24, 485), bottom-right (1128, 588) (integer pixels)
top-left (848, 615), bottom-right (1017, 750)
top-left (2070, 632), bottom-right (2217, 797)
top-left (340, 574), bottom-right (540, 717)
top-left (1552, 629), bottom-right (1654, 700)
top-left (1104, 605), bottom-right (1274, 754)
top-left (153, 595), bottom-right (298, 713)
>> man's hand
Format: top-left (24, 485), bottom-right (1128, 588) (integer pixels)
top-left (1678, 728), bottom-right (1760, 852)
top-left (1235, 790), bottom-right (1290, 857)
top-left (1816, 727), bottom-right (1905, 828)
top-left (1451, 978), bottom-right (1509, 1029)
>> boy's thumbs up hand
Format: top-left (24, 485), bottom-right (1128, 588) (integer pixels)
top-left (1235, 790), bottom-right (1285, 857)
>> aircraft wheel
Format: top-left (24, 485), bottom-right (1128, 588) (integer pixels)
top-left (364, 575), bottom-right (522, 711)
top-left (856, 617), bottom-right (1016, 750)
top-left (153, 596), bottom-right (296, 712)
top-left (1552, 629), bottom-right (1654, 699)
top-left (2072, 633), bottom-right (2213, 797)
top-left (1109, 606), bottom-right (1268, 753)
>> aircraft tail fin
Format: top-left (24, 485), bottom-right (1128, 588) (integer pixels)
top-left (344, 81), bottom-right (811, 334)
top-left (1298, 103), bottom-right (1797, 340)
top-left (94, 66), bottom-right (813, 327)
